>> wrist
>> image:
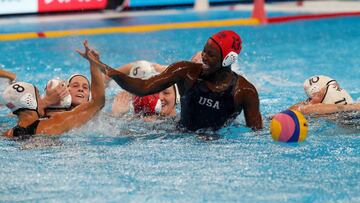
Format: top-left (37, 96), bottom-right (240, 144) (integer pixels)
top-left (9, 73), bottom-right (16, 81)
top-left (42, 97), bottom-right (50, 108)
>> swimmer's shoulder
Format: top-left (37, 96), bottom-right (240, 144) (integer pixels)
top-left (166, 61), bottom-right (202, 82)
top-left (167, 61), bottom-right (202, 71)
top-left (234, 74), bottom-right (257, 92)
top-left (233, 74), bottom-right (259, 106)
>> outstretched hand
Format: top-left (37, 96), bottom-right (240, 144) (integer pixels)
top-left (76, 40), bottom-right (99, 61)
top-left (76, 40), bottom-right (109, 75)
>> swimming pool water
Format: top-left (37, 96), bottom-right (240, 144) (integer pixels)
top-left (0, 12), bottom-right (359, 202)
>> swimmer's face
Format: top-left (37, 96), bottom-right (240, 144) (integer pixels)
top-left (68, 76), bottom-right (90, 106)
top-left (191, 51), bottom-right (203, 63)
top-left (309, 86), bottom-right (327, 104)
top-left (159, 86), bottom-right (176, 117)
top-left (201, 39), bottom-right (222, 76)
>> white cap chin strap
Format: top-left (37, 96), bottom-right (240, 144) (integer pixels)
top-left (222, 51), bottom-right (238, 67)
top-left (155, 99), bottom-right (162, 114)
top-left (174, 84), bottom-right (180, 104)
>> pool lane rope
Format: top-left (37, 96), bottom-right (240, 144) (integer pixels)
top-left (0, 18), bottom-right (259, 41)
top-left (1, 11), bottom-right (359, 41)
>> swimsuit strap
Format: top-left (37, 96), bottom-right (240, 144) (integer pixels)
top-left (12, 120), bottom-right (40, 140)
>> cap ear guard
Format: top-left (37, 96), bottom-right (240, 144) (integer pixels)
top-left (154, 99), bottom-right (162, 114)
top-left (306, 85), bottom-right (321, 98)
top-left (174, 84), bottom-right (180, 105)
top-left (303, 75), bottom-right (337, 98)
top-left (222, 51), bottom-right (238, 67)
top-left (210, 30), bottom-right (242, 67)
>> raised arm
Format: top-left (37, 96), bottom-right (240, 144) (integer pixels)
top-left (115, 61), bottom-right (166, 76)
top-left (104, 63), bottom-right (132, 86)
top-left (86, 49), bottom-right (202, 96)
top-left (36, 41), bottom-right (105, 135)
top-left (112, 61), bottom-right (197, 96)
top-left (0, 69), bottom-right (16, 82)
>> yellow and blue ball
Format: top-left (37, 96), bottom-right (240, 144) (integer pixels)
top-left (270, 109), bottom-right (308, 142)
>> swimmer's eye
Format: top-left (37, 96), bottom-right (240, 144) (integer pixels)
top-left (207, 51), bottom-right (218, 59)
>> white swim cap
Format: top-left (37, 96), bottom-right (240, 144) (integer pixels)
top-left (303, 75), bottom-right (337, 98)
top-left (44, 79), bottom-right (72, 109)
top-left (321, 84), bottom-right (353, 104)
top-left (2, 82), bottom-right (38, 114)
top-left (129, 60), bottom-right (158, 79)
top-left (68, 73), bottom-right (90, 86)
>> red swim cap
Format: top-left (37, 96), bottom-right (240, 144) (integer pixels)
top-left (133, 94), bottom-right (161, 116)
top-left (210, 30), bottom-right (242, 67)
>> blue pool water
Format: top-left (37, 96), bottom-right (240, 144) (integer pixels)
top-left (0, 10), bottom-right (359, 202)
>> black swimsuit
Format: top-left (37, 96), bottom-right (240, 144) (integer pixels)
top-left (12, 120), bottom-right (40, 140)
top-left (180, 73), bottom-right (240, 131)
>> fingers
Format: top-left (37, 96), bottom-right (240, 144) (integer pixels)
top-left (77, 40), bottom-right (101, 62)
top-left (83, 40), bottom-right (88, 47)
top-left (58, 82), bottom-right (69, 99)
top-left (53, 81), bottom-right (66, 92)
top-left (76, 49), bottom-right (86, 59)
top-left (75, 49), bottom-right (83, 55)
top-left (59, 89), bottom-right (69, 99)
top-left (90, 49), bottom-right (100, 59)
top-left (83, 40), bottom-right (91, 55)
top-left (114, 92), bottom-right (131, 104)
top-left (76, 40), bottom-right (91, 59)
top-left (112, 92), bottom-right (131, 115)
top-left (48, 80), bottom-right (53, 87)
